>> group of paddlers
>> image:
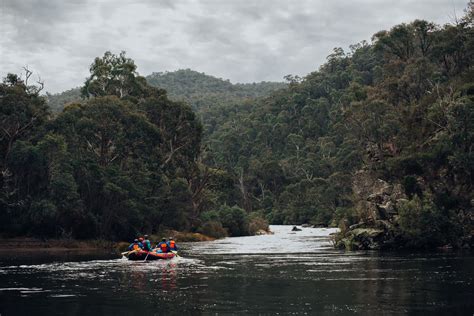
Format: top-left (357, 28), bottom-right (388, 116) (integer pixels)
top-left (128, 235), bottom-right (179, 253)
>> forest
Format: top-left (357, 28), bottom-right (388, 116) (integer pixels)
top-left (1, 5), bottom-right (473, 249)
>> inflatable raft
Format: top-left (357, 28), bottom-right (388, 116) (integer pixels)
top-left (126, 250), bottom-right (176, 261)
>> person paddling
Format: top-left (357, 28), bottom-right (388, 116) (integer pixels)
top-left (168, 237), bottom-right (179, 251)
top-left (156, 238), bottom-right (169, 253)
top-left (142, 235), bottom-right (152, 251)
top-left (128, 239), bottom-right (143, 251)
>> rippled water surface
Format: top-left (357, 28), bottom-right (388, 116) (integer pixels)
top-left (0, 226), bottom-right (473, 315)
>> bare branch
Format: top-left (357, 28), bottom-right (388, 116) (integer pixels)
top-left (23, 66), bottom-right (32, 86)
top-left (36, 75), bottom-right (44, 93)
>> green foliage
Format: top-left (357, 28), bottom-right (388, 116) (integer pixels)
top-left (0, 52), bottom-right (207, 240)
top-left (28, 199), bottom-right (58, 237)
top-left (46, 88), bottom-right (82, 112)
top-left (402, 176), bottom-right (422, 198)
top-left (81, 51), bottom-right (152, 99)
top-left (197, 221), bottom-right (228, 239)
top-left (217, 205), bottom-right (249, 236)
top-left (398, 196), bottom-right (462, 248)
top-left (200, 205), bottom-right (268, 237)
top-left (146, 69), bottom-right (286, 110)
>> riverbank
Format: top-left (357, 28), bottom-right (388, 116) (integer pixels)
top-left (333, 220), bottom-right (474, 251)
top-left (0, 231), bottom-right (220, 253)
top-left (0, 238), bottom-right (117, 252)
top-left (0, 227), bottom-right (274, 253)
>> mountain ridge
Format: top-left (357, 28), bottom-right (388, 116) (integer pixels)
top-left (46, 69), bottom-right (287, 112)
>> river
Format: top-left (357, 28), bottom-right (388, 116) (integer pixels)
top-left (0, 225), bottom-right (472, 315)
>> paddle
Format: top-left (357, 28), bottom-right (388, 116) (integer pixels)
top-left (143, 251), bottom-right (151, 262)
top-left (121, 249), bottom-right (139, 257)
top-left (171, 250), bottom-right (180, 258)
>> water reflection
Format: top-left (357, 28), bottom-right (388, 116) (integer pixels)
top-left (0, 226), bottom-right (473, 315)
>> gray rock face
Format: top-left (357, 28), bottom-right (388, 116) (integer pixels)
top-left (334, 169), bottom-right (409, 250)
top-left (352, 169), bottom-right (407, 222)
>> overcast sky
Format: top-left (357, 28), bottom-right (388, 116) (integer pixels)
top-left (0, 0), bottom-right (469, 93)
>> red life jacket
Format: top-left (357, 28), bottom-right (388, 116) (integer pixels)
top-left (169, 240), bottom-right (176, 249)
top-left (160, 243), bottom-right (168, 252)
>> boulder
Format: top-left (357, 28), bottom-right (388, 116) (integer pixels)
top-left (335, 228), bottom-right (385, 250)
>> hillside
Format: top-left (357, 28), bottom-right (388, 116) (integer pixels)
top-left (46, 69), bottom-right (286, 112)
top-left (46, 87), bottom-right (82, 112)
top-left (146, 69), bottom-right (286, 110)
top-left (201, 15), bottom-right (474, 249)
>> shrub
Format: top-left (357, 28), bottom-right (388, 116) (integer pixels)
top-left (28, 199), bottom-right (58, 237)
top-left (247, 215), bottom-right (269, 235)
top-left (197, 221), bottom-right (228, 239)
top-left (402, 176), bottom-right (422, 198)
top-left (397, 196), bottom-right (461, 248)
top-left (200, 210), bottom-right (220, 222)
top-left (218, 205), bottom-right (249, 236)
top-left (266, 210), bottom-right (285, 225)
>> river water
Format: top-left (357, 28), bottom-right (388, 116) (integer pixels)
top-left (0, 225), bottom-right (472, 315)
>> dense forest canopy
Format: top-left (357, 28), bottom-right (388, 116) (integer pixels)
top-left (1, 54), bottom-right (268, 240)
top-left (199, 8), bottom-right (473, 249)
top-left (1, 4), bottom-right (473, 248)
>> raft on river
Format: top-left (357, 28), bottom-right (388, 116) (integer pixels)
top-left (125, 250), bottom-right (176, 261)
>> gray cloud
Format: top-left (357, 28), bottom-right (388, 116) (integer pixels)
top-left (0, 0), bottom-right (469, 93)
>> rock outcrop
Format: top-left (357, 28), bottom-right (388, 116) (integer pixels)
top-left (335, 169), bottom-right (407, 250)
top-left (352, 169), bottom-right (407, 222)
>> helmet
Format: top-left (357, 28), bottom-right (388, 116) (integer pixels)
top-left (162, 237), bottom-right (166, 241)
top-left (138, 237), bottom-right (144, 242)
top-left (144, 235), bottom-right (149, 239)
top-left (169, 237), bottom-right (173, 240)
top-left (134, 239), bottom-right (138, 242)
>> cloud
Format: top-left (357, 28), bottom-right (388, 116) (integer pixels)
top-left (0, 0), bottom-right (468, 93)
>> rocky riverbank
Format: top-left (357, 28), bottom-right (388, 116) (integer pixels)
top-left (334, 169), bottom-right (473, 250)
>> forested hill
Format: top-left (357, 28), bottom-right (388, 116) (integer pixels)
top-left (146, 69), bottom-right (286, 110)
top-left (201, 9), bottom-right (474, 249)
top-left (46, 70), bottom-right (286, 112)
